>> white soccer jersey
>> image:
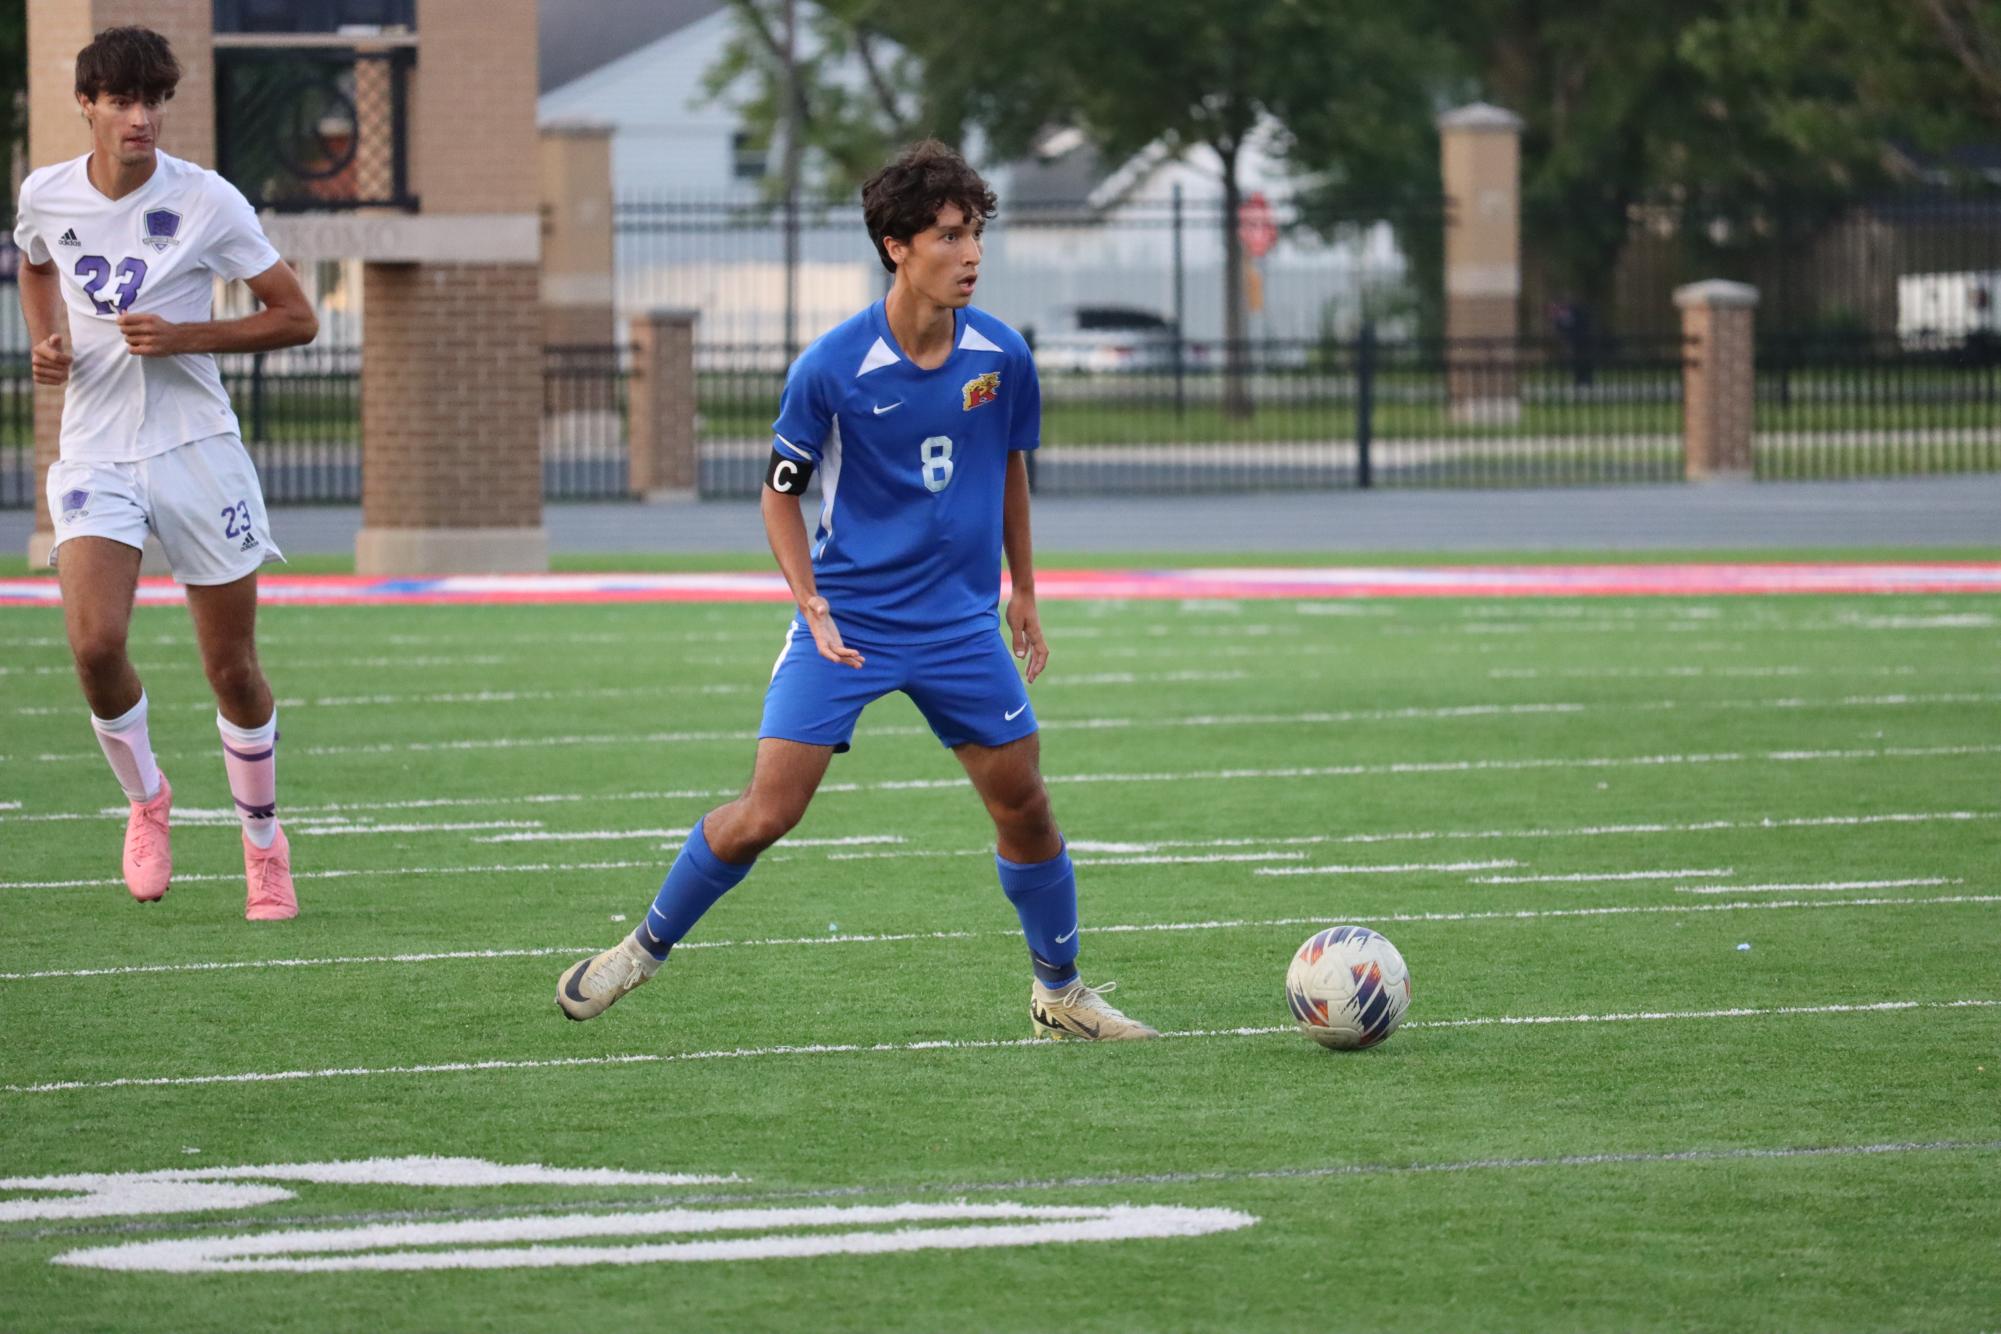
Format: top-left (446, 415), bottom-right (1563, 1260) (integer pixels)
top-left (13, 150), bottom-right (282, 463)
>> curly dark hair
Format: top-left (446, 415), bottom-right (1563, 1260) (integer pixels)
top-left (75, 26), bottom-right (181, 104)
top-left (860, 140), bottom-right (997, 275)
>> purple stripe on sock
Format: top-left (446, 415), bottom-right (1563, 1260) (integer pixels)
top-left (233, 797), bottom-right (277, 818)
top-left (222, 743), bottom-right (275, 762)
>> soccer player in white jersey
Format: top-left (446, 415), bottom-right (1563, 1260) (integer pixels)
top-left (14, 27), bottom-right (318, 919)
top-left (557, 141), bottom-right (1157, 1040)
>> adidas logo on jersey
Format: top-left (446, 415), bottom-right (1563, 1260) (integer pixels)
top-left (58, 228), bottom-right (80, 247)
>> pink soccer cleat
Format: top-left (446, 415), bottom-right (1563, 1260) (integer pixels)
top-left (122, 772), bottom-right (173, 902)
top-left (243, 825), bottom-right (298, 921)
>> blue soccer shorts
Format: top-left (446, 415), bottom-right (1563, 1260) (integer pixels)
top-left (758, 622), bottom-right (1038, 752)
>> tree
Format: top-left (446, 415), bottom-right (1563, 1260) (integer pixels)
top-left (1, 0), bottom-right (25, 224)
top-left (708, 0), bottom-right (1446, 415)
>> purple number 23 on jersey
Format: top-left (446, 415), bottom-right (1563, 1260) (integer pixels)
top-left (76, 255), bottom-right (148, 316)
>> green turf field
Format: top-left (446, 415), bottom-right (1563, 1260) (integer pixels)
top-left (2, 586), bottom-right (1997, 1332)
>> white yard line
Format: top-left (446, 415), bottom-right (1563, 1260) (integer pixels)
top-left (7, 999), bottom-right (1993, 1096)
top-left (5, 893), bottom-right (1994, 983)
top-left (1674, 877), bottom-right (1956, 895)
top-left (18, 692), bottom-right (2000, 765)
top-left (1254, 860), bottom-right (1521, 877)
top-left (1472, 868), bottom-right (1735, 885)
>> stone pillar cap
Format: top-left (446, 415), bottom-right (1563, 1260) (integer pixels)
top-left (1674, 279), bottom-right (1760, 309)
top-left (1437, 103), bottom-right (1524, 133)
top-left (633, 308), bottom-right (701, 324)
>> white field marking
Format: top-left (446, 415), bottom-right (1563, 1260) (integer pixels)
top-left (1472, 868), bottom-right (1735, 885)
top-left (9, 999), bottom-right (1995, 1097)
top-left (7, 893), bottom-right (1998, 984)
top-left (0, 947), bottom-right (604, 982)
top-left (829, 811), bottom-right (2000, 862)
top-left (0, 1158), bottom-right (741, 1223)
top-left (52, 1202), bottom-right (1258, 1273)
top-left (1486, 665), bottom-right (1924, 682)
top-left (1674, 877), bottom-right (1958, 895)
top-left (472, 831), bottom-right (904, 848)
top-left (33, 691), bottom-right (1998, 766)
top-left (0, 859), bottom-right (663, 892)
top-left (1068, 851), bottom-right (1309, 868)
top-left (1254, 859), bottom-right (1522, 877)
top-left (149, 812), bottom-right (548, 838)
top-left (1, 670), bottom-right (1251, 719)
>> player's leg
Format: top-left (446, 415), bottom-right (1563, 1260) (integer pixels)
top-left (557, 623), bottom-right (877, 1021)
top-left (916, 632), bottom-right (1158, 1040)
top-left (556, 739), bottom-right (835, 1022)
top-left (186, 571), bottom-right (294, 921)
top-left (158, 436), bottom-right (294, 921)
top-left (57, 532), bottom-right (174, 902)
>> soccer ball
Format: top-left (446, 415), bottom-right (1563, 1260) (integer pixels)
top-left (1285, 925), bottom-right (1412, 1050)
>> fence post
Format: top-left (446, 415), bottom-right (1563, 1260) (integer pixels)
top-left (1674, 280), bottom-right (1759, 481)
top-left (1172, 183), bottom-right (1187, 418)
top-left (1355, 320), bottom-right (1376, 489)
top-left (628, 310), bottom-right (700, 500)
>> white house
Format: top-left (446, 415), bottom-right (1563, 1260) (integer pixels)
top-left (537, 1), bottom-right (1406, 343)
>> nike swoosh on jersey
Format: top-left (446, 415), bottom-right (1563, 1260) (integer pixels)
top-left (872, 401), bottom-right (903, 415)
top-left (1004, 703), bottom-right (1028, 721)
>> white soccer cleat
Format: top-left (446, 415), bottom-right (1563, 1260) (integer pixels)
top-left (1030, 977), bottom-right (1160, 1041)
top-left (556, 933), bottom-right (663, 1021)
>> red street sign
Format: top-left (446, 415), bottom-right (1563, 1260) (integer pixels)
top-left (1238, 192), bottom-right (1278, 259)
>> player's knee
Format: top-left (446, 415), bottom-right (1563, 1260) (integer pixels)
top-left (203, 653), bottom-right (266, 710)
top-left (735, 799), bottom-right (806, 855)
top-left (70, 630), bottom-right (130, 687)
top-left (992, 786), bottom-right (1055, 842)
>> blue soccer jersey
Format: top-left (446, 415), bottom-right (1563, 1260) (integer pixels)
top-left (772, 300), bottom-right (1041, 644)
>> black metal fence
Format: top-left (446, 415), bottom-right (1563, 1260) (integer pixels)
top-left (544, 345), bottom-right (632, 499)
top-left (692, 333), bottom-right (1689, 496)
top-left (5, 335), bottom-right (1997, 509)
top-left (1755, 335), bottom-right (2001, 480)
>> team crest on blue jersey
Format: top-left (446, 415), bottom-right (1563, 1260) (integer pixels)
top-left (141, 208), bottom-right (182, 253)
top-left (59, 487), bottom-right (90, 520)
top-left (962, 371), bottom-right (1000, 411)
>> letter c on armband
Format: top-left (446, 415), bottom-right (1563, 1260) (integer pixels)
top-left (765, 450), bottom-right (815, 495)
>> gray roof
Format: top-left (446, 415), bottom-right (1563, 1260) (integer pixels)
top-left (1005, 142), bottom-right (1112, 211)
top-left (539, 0), bottom-right (725, 93)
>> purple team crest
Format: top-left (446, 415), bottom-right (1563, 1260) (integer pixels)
top-left (141, 208), bottom-right (182, 253)
top-left (60, 487), bottom-right (90, 518)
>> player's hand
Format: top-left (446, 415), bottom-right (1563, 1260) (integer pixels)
top-left (31, 333), bottom-right (72, 386)
top-left (116, 312), bottom-right (187, 357)
top-left (802, 595), bottom-right (864, 669)
top-left (1007, 590), bottom-right (1049, 684)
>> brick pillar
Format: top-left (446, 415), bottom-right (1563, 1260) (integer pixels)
top-left (1438, 103), bottom-right (1523, 425)
top-left (1675, 280), bottom-right (1759, 481)
top-left (539, 123), bottom-right (615, 348)
top-left (25, 0), bottom-right (213, 569)
top-left (356, 0), bottom-right (547, 574)
top-left (627, 310), bottom-right (698, 500)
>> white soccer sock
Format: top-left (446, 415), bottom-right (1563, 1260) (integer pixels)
top-left (218, 708), bottom-right (279, 849)
top-left (90, 693), bottom-right (161, 804)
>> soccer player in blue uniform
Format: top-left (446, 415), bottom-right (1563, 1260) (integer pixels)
top-left (557, 141), bottom-right (1157, 1040)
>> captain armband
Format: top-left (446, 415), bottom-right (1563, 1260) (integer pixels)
top-left (765, 450), bottom-right (816, 495)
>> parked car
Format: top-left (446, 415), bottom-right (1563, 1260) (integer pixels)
top-left (1029, 305), bottom-right (1208, 374)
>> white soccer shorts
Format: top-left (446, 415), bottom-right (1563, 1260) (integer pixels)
top-left (46, 433), bottom-right (285, 586)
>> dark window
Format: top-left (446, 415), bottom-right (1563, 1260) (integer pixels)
top-left (733, 131), bottom-right (768, 182)
top-left (215, 0), bottom-right (415, 33)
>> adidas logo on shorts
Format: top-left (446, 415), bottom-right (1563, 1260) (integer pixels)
top-left (58, 228), bottom-right (80, 247)
top-left (240, 532), bottom-right (260, 552)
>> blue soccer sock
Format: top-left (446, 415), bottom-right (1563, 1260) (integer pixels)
top-left (996, 842), bottom-right (1080, 990)
top-left (637, 816), bottom-right (756, 960)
